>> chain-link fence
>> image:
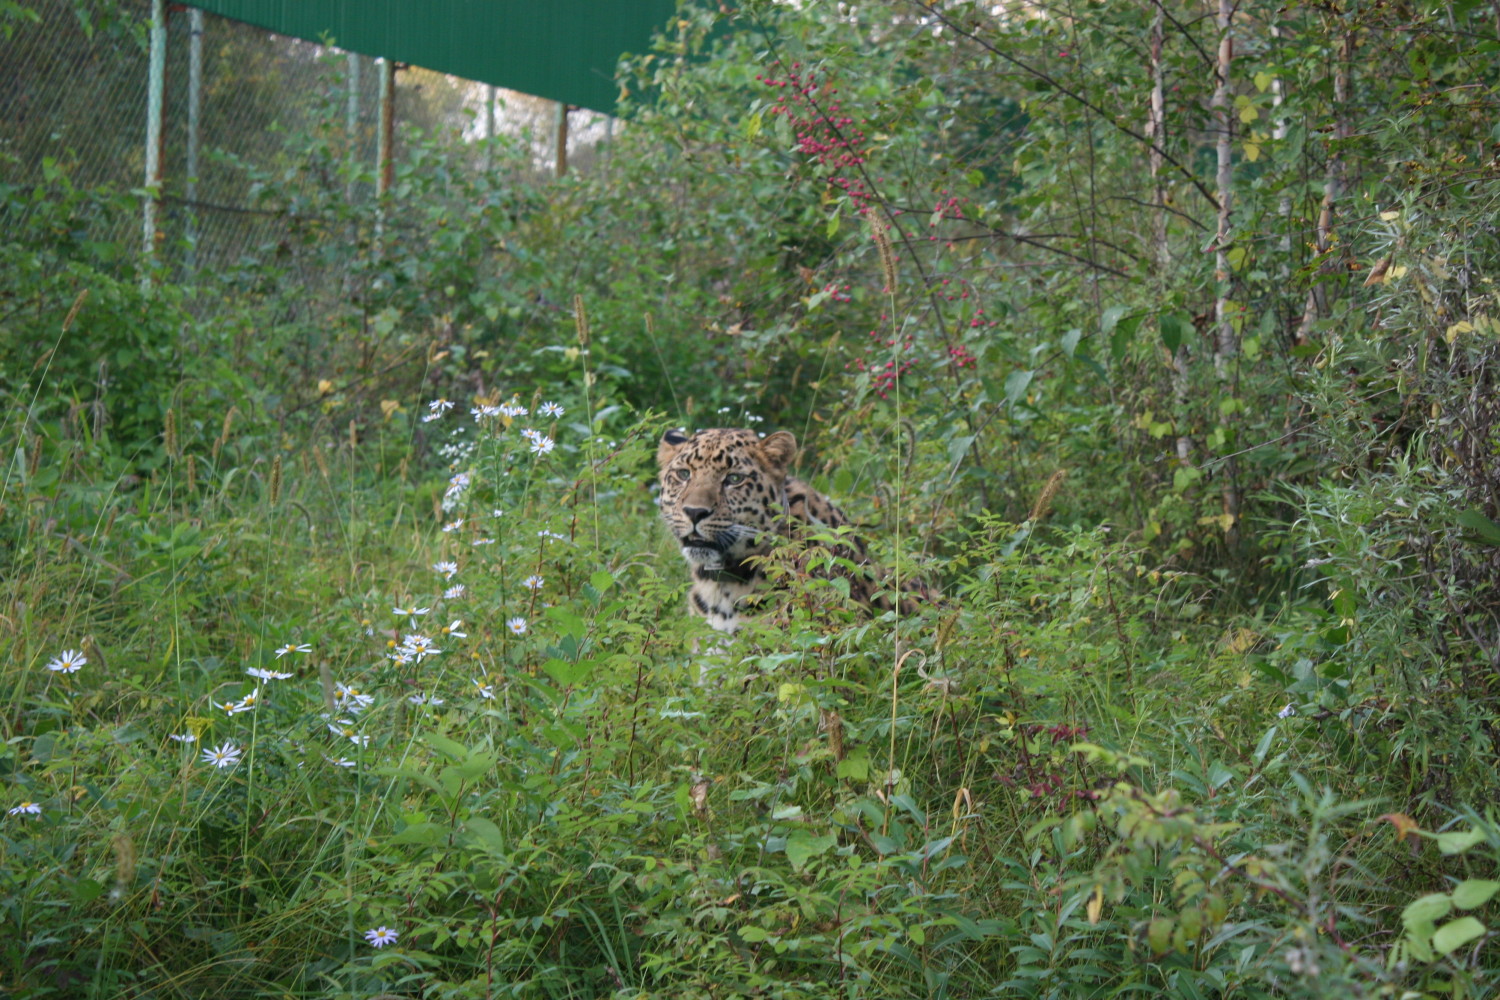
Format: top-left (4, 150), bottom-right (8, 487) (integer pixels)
top-left (2, 0), bottom-right (614, 281)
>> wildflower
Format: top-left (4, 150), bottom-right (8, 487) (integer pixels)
top-left (226, 688), bottom-right (260, 714)
top-left (46, 649), bottom-right (87, 674)
top-left (201, 742), bottom-right (242, 768)
top-left (442, 620), bottom-right (468, 638)
top-left (327, 756), bottom-right (356, 768)
top-left (407, 693), bottom-right (445, 707)
top-left (425, 398), bottom-right (455, 419)
top-left (1277, 704), bottom-right (1296, 719)
top-left (392, 604), bottom-right (431, 620)
top-left (274, 642), bottom-right (312, 658)
top-left (499, 400), bottom-right (528, 418)
top-left (247, 667), bottom-right (293, 681)
top-left (538, 401), bottom-right (564, 418)
top-left (537, 530), bottom-right (568, 543)
top-left (528, 435), bottom-right (556, 456)
top-left (8, 801), bottom-right (42, 817)
top-left (167, 733), bottom-right (198, 743)
top-left (327, 719), bottom-right (359, 739)
top-left (388, 650), bottom-right (414, 666)
top-left (364, 926), bottom-right (399, 948)
top-left (470, 403), bottom-right (501, 420)
top-left (334, 684), bottom-right (374, 713)
top-left (433, 560), bottom-right (458, 580)
top-left (506, 617), bottom-right (528, 636)
top-left (444, 472), bottom-right (470, 499)
top-left (522, 575), bottom-right (544, 591)
top-left (442, 519), bottom-right (465, 533)
top-left (471, 537), bottom-right (496, 546)
top-left (348, 733), bottom-right (371, 747)
top-left (444, 584), bottom-right (466, 600)
top-left (472, 678), bottom-right (495, 699)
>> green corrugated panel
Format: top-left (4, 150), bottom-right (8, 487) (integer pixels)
top-left (182, 0), bottom-right (679, 112)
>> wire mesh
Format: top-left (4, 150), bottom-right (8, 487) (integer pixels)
top-left (1, 0), bottom-right (615, 281)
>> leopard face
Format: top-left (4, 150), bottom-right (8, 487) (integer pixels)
top-left (656, 428), bottom-right (797, 581)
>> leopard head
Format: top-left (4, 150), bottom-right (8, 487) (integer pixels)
top-left (657, 428), bottom-right (799, 576)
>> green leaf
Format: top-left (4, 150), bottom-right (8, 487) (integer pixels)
top-left (1456, 509), bottom-right (1500, 546)
top-left (1403, 893), bottom-right (1453, 928)
top-left (784, 830), bottom-right (837, 871)
top-left (1060, 328), bottom-right (1082, 358)
top-left (1438, 828), bottom-right (1487, 855)
top-left (391, 821), bottom-right (446, 846)
top-left (1452, 880), bottom-right (1500, 910)
top-left (543, 657), bottom-right (595, 687)
top-left (1432, 916), bottom-right (1486, 956)
top-left (1160, 313), bottom-right (1188, 354)
top-left (1004, 369), bottom-right (1034, 406)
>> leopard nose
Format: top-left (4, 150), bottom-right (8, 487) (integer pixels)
top-left (683, 506), bottom-right (712, 525)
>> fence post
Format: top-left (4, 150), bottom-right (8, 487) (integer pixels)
top-left (346, 51), bottom-right (360, 202)
top-left (142, 0), bottom-right (167, 285)
top-left (554, 101), bottom-right (569, 177)
top-left (484, 84), bottom-right (496, 172)
top-left (377, 57), bottom-right (395, 197)
top-left (185, 7), bottom-right (203, 275)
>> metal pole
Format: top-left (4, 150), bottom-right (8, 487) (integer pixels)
top-left (554, 101), bottom-right (568, 177)
top-left (142, 0), bottom-right (166, 282)
top-left (185, 7), bottom-right (203, 275)
top-left (346, 51), bottom-right (360, 202)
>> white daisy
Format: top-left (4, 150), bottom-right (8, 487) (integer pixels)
top-left (538, 401), bottom-right (564, 418)
top-left (167, 733), bottom-right (198, 743)
top-left (442, 519), bottom-right (465, 533)
top-left (46, 649), bottom-right (87, 673)
top-left (444, 584), bottom-right (467, 600)
top-left (8, 801), bottom-right (42, 817)
top-left (506, 617), bottom-right (527, 636)
top-left (522, 575), bottom-right (544, 591)
top-left (274, 643), bottom-right (311, 658)
top-left (364, 926), bottom-right (398, 948)
top-left (200, 742), bottom-right (242, 768)
top-left (433, 560), bottom-right (458, 580)
top-left (472, 679), bottom-right (495, 699)
top-left (528, 435), bottom-right (556, 456)
top-left (247, 667), bottom-right (294, 681)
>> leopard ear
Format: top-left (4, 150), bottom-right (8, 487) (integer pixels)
top-left (759, 431), bottom-right (798, 471)
top-left (657, 428), bottom-right (691, 470)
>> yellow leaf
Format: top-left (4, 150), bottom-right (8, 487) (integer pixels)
top-left (1380, 210), bottom-right (1401, 221)
top-left (1253, 71), bottom-right (1273, 93)
top-left (1087, 886), bottom-right (1104, 925)
top-left (1239, 104), bottom-right (1259, 124)
top-left (1445, 321), bottom-right (1474, 344)
top-left (1388, 265), bottom-right (1408, 281)
top-left (1243, 141), bottom-right (1260, 162)
top-left (317, 379), bottom-right (334, 395)
top-left (379, 400), bottom-right (400, 420)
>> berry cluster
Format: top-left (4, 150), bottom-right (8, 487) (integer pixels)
top-left (757, 62), bottom-right (872, 209)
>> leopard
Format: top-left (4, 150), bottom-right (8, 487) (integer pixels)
top-left (656, 427), bottom-right (926, 633)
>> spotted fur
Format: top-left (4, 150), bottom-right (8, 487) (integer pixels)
top-left (656, 427), bottom-right (924, 632)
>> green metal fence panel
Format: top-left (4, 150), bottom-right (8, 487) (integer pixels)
top-left (180, 0), bottom-right (677, 112)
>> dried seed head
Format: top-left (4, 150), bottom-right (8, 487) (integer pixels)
top-left (269, 455), bottom-right (282, 507)
top-left (1029, 469), bottom-right (1068, 523)
top-left (63, 289), bottom-right (89, 332)
top-left (163, 408), bottom-right (178, 460)
top-left (573, 294), bottom-right (590, 347)
top-left (870, 216), bottom-right (898, 292)
top-left (186, 454), bottom-right (197, 492)
top-left (312, 444), bottom-right (329, 479)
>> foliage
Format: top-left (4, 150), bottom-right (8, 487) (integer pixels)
top-left (3, 0), bottom-right (1500, 995)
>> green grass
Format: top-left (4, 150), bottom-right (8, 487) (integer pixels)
top-left (2, 400), bottom-right (1497, 1000)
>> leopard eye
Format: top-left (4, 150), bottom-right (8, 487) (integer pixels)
top-left (724, 472), bottom-right (747, 486)
top-left (673, 468), bottom-right (691, 482)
